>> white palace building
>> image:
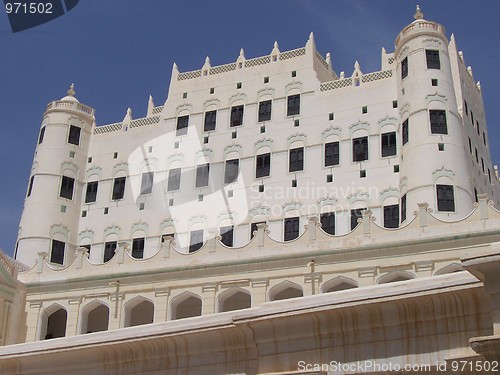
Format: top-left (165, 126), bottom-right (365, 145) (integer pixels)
top-left (1, 6), bottom-right (500, 374)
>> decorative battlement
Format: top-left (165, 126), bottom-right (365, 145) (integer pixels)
top-left (320, 69), bottom-right (392, 92)
top-left (45, 100), bottom-right (95, 118)
top-left (395, 20), bottom-right (445, 48)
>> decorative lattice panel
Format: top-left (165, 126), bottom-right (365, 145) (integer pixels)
top-left (388, 57), bottom-right (395, 65)
top-left (94, 122), bottom-right (123, 135)
top-left (320, 78), bottom-right (353, 91)
top-left (210, 63), bottom-right (237, 75)
top-left (152, 106), bottom-right (164, 114)
top-left (361, 70), bottom-right (393, 83)
top-left (279, 48), bottom-right (306, 60)
top-left (315, 51), bottom-right (329, 70)
top-left (245, 55), bottom-right (271, 68)
top-left (130, 116), bottom-right (160, 129)
top-left (178, 70), bottom-right (202, 80)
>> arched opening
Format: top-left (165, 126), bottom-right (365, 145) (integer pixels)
top-left (218, 288), bottom-right (251, 312)
top-left (124, 298), bottom-right (154, 327)
top-left (269, 281), bottom-right (303, 301)
top-left (322, 277), bottom-right (358, 293)
top-left (171, 294), bottom-right (202, 320)
top-left (44, 308), bottom-right (67, 340)
top-left (377, 271), bottom-right (415, 284)
top-left (434, 263), bottom-right (465, 276)
top-left (82, 303), bottom-right (109, 334)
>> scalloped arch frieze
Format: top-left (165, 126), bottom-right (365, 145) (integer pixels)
top-left (141, 157), bottom-right (158, 171)
top-left (224, 144), bottom-right (242, 158)
top-left (426, 92), bottom-right (447, 107)
top-left (377, 115), bottom-right (398, 131)
top-left (321, 126), bottom-right (342, 141)
top-left (254, 138), bottom-right (274, 153)
top-left (349, 120), bottom-right (370, 136)
top-left (188, 215), bottom-right (208, 227)
top-left (379, 187), bottom-right (400, 202)
top-left (282, 201), bottom-right (303, 214)
top-left (229, 92), bottom-right (247, 106)
top-left (113, 163), bottom-right (129, 176)
top-left (248, 205), bottom-right (270, 219)
top-left (131, 221), bottom-right (149, 237)
top-left (60, 161), bottom-right (78, 176)
top-left (195, 148), bottom-right (213, 164)
top-left (104, 225), bottom-right (121, 237)
top-left (347, 191), bottom-right (370, 205)
top-left (160, 218), bottom-right (176, 231)
top-left (399, 102), bottom-right (411, 119)
top-left (175, 103), bottom-right (192, 116)
top-left (256, 87), bottom-right (275, 99)
top-left (432, 167), bottom-right (455, 183)
top-left (317, 196), bottom-right (338, 209)
top-left (203, 98), bottom-right (220, 111)
top-left (422, 37), bottom-right (442, 48)
top-left (78, 229), bottom-right (94, 243)
top-left (285, 80), bottom-right (303, 93)
top-left (287, 133), bottom-right (307, 148)
top-left (397, 45), bottom-right (409, 59)
top-left (50, 224), bottom-right (69, 238)
top-left (86, 166), bottom-right (102, 180)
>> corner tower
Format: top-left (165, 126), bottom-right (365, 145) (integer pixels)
top-left (395, 7), bottom-right (474, 221)
top-left (15, 85), bottom-right (95, 267)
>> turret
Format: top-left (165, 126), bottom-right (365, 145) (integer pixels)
top-left (15, 85), bottom-right (95, 267)
top-left (395, 7), bottom-right (474, 221)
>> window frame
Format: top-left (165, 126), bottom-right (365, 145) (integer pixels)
top-left (50, 239), bottom-right (65, 265)
top-left (352, 136), bottom-right (369, 162)
top-left (204, 110), bottom-right (217, 132)
top-left (436, 184), bottom-right (455, 212)
top-left (131, 237), bottom-right (145, 259)
top-left (85, 181), bottom-right (99, 204)
top-left (112, 177), bottom-right (126, 200)
top-left (324, 141), bottom-right (340, 167)
top-left (176, 115), bottom-right (189, 136)
top-left (255, 153), bottom-right (271, 178)
top-left (381, 131), bottom-right (397, 157)
top-left (189, 230), bottom-right (204, 253)
top-left (426, 49), bottom-right (441, 70)
top-left (38, 126), bottom-right (46, 145)
top-left (350, 208), bottom-right (364, 230)
top-left (230, 105), bottom-right (244, 127)
top-left (224, 159), bottom-right (239, 184)
top-left (140, 172), bottom-right (154, 195)
top-left (402, 119), bottom-right (409, 145)
top-left (383, 204), bottom-right (400, 228)
top-left (289, 147), bottom-right (304, 173)
top-left (220, 225), bottom-right (234, 247)
top-left (195, 163), bottom-right (210, 188)
top-left (59, 176), bottom-right (75, 200)
top-left (68, 125), bottom-right (81, 146)
top-left (103, 241), bottom-right (117, 263)
top-left (258, 100), bottom-right (272, 122)
top-left (320, 212), bottom-right (335, 235)
top-left (286, 94), bottom-right (300, 116)
top-left (401, 57), bottom-right (408, 79)
top-left (284, 217), bottom-right (300, 241)
top-left (167, 168), bottom-right (181, 192)
top-left (429, 110), bottom-right (448, 135)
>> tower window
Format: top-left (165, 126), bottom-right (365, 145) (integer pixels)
top-left (401, 194), bottom-right (407, 222)
top-left (189, 230), bottom-right (204, 253)
top-left (140, 172), bottom-right (154, 195)
top-left (483, 132), bottom-right (487, 146)
top-left (320, 212), bottom-right (335, 235)
top-left (258, 100), bottom-right (272, 122)
top-left (464, 101), bottom-right (468, 116)
top-left (426, 49), bottom-right (440, 69)
top-left (383, 204), bottom-right (399, 228)
top-left (59, 176), bottom-right (75, 200)
top-left (112, 177), bottom-right (126, 200)
top-left (362, 106), bottom-right (368, 114)
top-left (256, 153), bottom-right (271, 178)
top-left (220, 226), bottom-right (234, 247)
top-left (468, 137), bottom-right (473, 154)
top-left (103, 241), bottom-right (116, 262)
top-left (402, 119), bottom-right (409, 145)
top-left (325, 141), bottom-right (340, 166)
top-left (38, 126), bottom-right (46, 144)
top-left (85, 181), bottom-right (98, 203)
top-left (68, 125), bottom-right (81, 146)
top-left (429, 110), bottom-right (447, 134)
top-left (431, 79), bottom-right (438, 86)
top-left (401, 57), bottom-right (408, 79)
top-left (284, 217), bottom-right (300, 241)
top-left (224, 159), bottom-right (239, 184)
top-left (195, 163), bottom-right (210, 187)
top-left (329, 112), bottom-right (334, 121)
top-left (132, 238), bottom-right (145, 259)
top-left (287, 94), bottom-right (300, 116)
top-left (167, 168), bottom-right (181, 191)
top-left (381, 132), bottom-right (397, 157)
top-left (50, 239), bottom-right (65, 265)
top-left (289, 147), bottom-right (304, 172)
top-left (27, 176), bottom-right (34, 197)
top-left (436, 184), bottom-right (455, 212)
top-left (264, 76), bottom-right (269, 83)
top-left (392, 100), bottom-right (398, 108)
top-left (352, 136), bottom-right (368, 162)
top-left (176, 115), bottom-right (189, 136)
top-left (230, 105), bottom-right (244, 127)
top-left (350, 209), bottom-right (363, 230)
top-left (204, 110), bottom-right (217, 131)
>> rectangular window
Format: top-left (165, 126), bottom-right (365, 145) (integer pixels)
top-left (250, 221), bottom-right (265, 239)
top-left (50, 239), bottom-right (65, 265)
top-left (324, 141), bottom-right (340, 166)
top-left (85, 181), bottom-right (98, 203)
top-left (189, 230), bottom-right (204, 253)
top-left (464, 100), bottom-right (468, 116)
top-left (27, 176), bottom-right (34, 197)
top-left (320, 212), bottom-right (335, 235)
top-left (224, 159), bottom-right (239, 184)
top-left (352, 136), bottom-right (368, 162)
top-left (284, 217), bottom-right (300, 241)
top-left (350, 209), bottom-right (363, 230)
top-left (256, 153), bottom-right (271, 178)
top-left (287, 94), bottom-right (300, 116)
top-left (402, 119), bottom-right (409, 145)
top-left (258, 100), bottom-right (272, 122)
top-left (59, 176), bottom-right (75, 200)
top-left (68, 125), bottom-right (81, 145)
top-left (132, 238), bottom-right (145, 259)
top-left (381, 132), bottom-right (397, 157)
top-left (436, 184), bottom-right (455, 212)
top-left (468, 137), bottom-right (473, 154)
top-left (220, 226), bottom-right (234, 247)
top-left (401, 194), bottom-right (407, 222)
top-left (195, 163), bottom-right (210, 187)
top-left (167, 168), bottom-right (181, 191)
top-left (289, 147), bottom-right (304, 172)
top-left (401, 57), bottom-right (408, 79)
top-left (383, 204), bottom-right (400, 228)
top-left (204, 110), bottom-right (217, 131)
top-left (140, 172), bottom-right (154, 195)
top-left (103, 241), bottom-right (117, 262)
top-left (112, 177), bottom-right (126, 200)
top-left (38, 126), bottom-right (46, 144)
top-left (426, 49), bottom-right (440, 69)
top-left (429, 110), bottom-right (447, 134)
top-left (176, 115), bottom-right (189, 136)
top-left (230, 105), bottom-right (244, 127)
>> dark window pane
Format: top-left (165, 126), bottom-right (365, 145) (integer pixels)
top-left (132, 238), bottom-right (145, 259)
top-left (68, 125), bottom-right (81, 145)
top-left (195, 164), bottom-right (210, 187)
top-left (189, 230), bottom-right (204, 252)
top-left (430, 110), bottom-right (447, 134)
top-left (324, 142), bottom-right (340, 166)
top-left (436, 184), bottom-right (455, 212)
top-left (350, 209), bottom-right (363, 230)
top-left (27, 176), bottom-right (34, 197)
top-left (381, 132), bottom-right (397, 157)
top-left (220, 226), bottom-right (234, 247)
top-left (402, 119), bottom-right (409, 145)
top-left (51, 239), bottom-right (65, 265)
top-left (38, 126), bottom-right (46, 144)
top-left (426, 49), bottom-right (440, 69)
top-left (289, 147), bottom-right (304, 172)
top-left (112, 177), bottom-right (126, 200)
top-left (287, 94), bottom-right (300, 116)
top-left (167, 168), bottom-right (181, 191)
top-left (401, 194), bottom-right (407, 222)
top-left (60, 176), bottom-right (75, 200)
top-left (224, 159), bottom-right (239, 184)
top-left (284, 217), bottom-right (300, 241)
top-left (104, 241), bottom-right (117, 262)
top-left (320, 212), bottom-right (335, 235)
top-left (258, 100), bottom-right (272, 122)
top-left (140, 172), bottom-right (154, 195)
top-left (256, 153), bottom-right (271, 178)
top-left (383, 204), bottom-right (399, 228)
top-left (230, 105), bottom-right (244, 127)
top-left (401, 57), bottom-right (408, 79)
top-left (352, 136), bottom-right (368, 162)
top-left (176, 115), bottom-right (189, 136)
top-left (85, 181), bottom-right (98, 203)
top-left (204, 110), bottom-right (217, 131)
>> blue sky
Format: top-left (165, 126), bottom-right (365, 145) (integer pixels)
top-left (1, 1), bottom-right (499, 257)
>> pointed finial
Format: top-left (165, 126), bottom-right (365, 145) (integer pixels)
top-left (414, 5), bottom-right (424, 20)
top-left (274, 41), bottom-right (279, 49)
top-left (239, 48), bottom-right (245, 58)
top-left (205, 56), bottom-right (211, 64)
top-left (67, 83), bottom-right (75, 96)
top-left (308, 31), bottom-right (315, 42)
top-left (354, 60), bottom-right (360, 70)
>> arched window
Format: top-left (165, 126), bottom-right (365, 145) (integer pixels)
top-left (171, 292), bottom-right (202, 320)
top-left (80, 301), bottom-right (109, 334)
top-left (218, 288), bottom-right (251, 312)
top-left (321, 277), bottom-right (358, 293)
top-left (377, 271), bottom-right (415, 284)
top-left (40, 304), bottom-right (67, 340)
top-left (268, 281), bottom-right (303, 301)
top-left (124, 298), bottom-right (154, 327)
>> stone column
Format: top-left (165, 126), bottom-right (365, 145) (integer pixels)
top-left (154, 288), bottom-right (170, 323)
top-left (202, 283), bottom-right (218, 315)
top-left (65, 298), bottom-right (81, 336)
top-left (251, 279), bottom-right (269, 307)
top-left (108, 281), bottom-right (123, 330)
top-left (25, 301), bottom-right (42, 342)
